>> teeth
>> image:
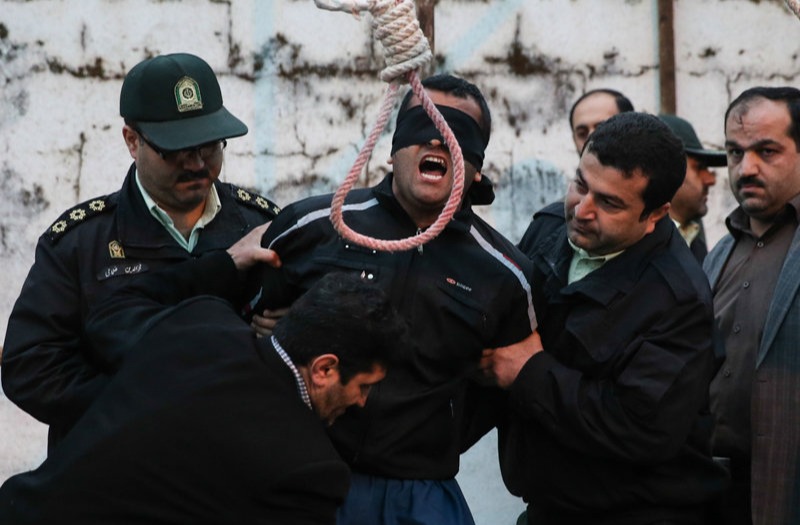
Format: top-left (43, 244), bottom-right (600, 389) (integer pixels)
top-left (422, 156), bottom-right (446, 167)
top-left (420, 155), bottom-right (447, 180)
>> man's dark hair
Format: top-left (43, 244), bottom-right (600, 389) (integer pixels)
top-left (272, 272), bottom-right (407, 383)
top-left (397, 73), bottom-right (491, 145)
top-left (568, 88), bottom-right (634, 128)
top-left (585, 112), bottom-right (686, 219)
top-left (725, 86), bottom-right (800, 151)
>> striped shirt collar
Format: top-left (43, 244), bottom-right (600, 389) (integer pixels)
top-left (271, 336), bottom-right (312, 411)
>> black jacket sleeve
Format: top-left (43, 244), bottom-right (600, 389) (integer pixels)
top-left (84, 251), bottom-right (243, 372)
top-left (1, 237), bottom-right (109, 430)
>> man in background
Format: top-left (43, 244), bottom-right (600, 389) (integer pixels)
top-left (704, 86), bottom-right (800, 525)
top-left (569, 88), bottom-right (634, 155)
top-left (660, 114), bottom-right (726, 263)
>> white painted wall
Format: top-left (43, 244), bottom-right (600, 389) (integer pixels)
top-left (2, 1), bottom-right (799, 523)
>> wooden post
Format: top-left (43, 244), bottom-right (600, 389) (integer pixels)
top-left (658, 0), bottom-right (676, 114)
top-left (416, 0), bottom-right (436, 75)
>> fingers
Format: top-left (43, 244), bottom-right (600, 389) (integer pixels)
top-left (250, 307), bottom-right (290, 338)
top-left (227, 222), bottom-right (281, 271)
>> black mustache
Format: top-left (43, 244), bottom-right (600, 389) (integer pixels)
top-left (736, 176), bottom-right (764, 190)
top-left (176, 170), bottom-right (210, 183)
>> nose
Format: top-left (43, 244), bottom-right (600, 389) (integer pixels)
top-left (702, 168), bottom-right (717, 187)
top-left (178, 148), bottom-right (206, 169)
top-left (739, 151), bottom-right (759, 177)
top-left (573, 194), bottom-right (595, 220)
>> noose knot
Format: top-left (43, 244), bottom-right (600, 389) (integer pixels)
top-left (371, 0), bottom-right (432, 83)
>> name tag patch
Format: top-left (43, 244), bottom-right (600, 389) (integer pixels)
top-left (96, 261), bottom-right (148, 281)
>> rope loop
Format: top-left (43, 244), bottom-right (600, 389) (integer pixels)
top-left (319, 0), bottom-right (465, 252)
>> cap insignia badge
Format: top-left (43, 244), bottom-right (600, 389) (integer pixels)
top-left (109, 240), bottom-right (126, 259)
top-left (174, 76), bottom-right (203, 113)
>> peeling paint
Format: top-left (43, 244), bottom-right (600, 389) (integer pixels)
top-left (484, 15), bottom-right (555, 76)
top-left (45, 57), bottom-right (109, 79)
top-left (699, 47), bottom-right (719, 59)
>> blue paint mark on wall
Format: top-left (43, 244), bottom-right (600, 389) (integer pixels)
top-left (438, 0), bottom-right (526, 72)
top-left (253, 1), bottom-right (278, 191)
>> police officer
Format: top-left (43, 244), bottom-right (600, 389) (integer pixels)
top-left (659, 114), bottom-right (726, 263)
top-left (1, 52), bottom-right (279, 451)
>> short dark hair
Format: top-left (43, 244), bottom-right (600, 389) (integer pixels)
top-left (725, 86), bottom-right (800, 151)
top-left (585, 112), bottom-right (686, 219)
top-left (569, 88), bottom-right (634, 129)
top-left (397, 73), bottom-right (491, 145)
top-left (272, 272), bottom-right (407, 383)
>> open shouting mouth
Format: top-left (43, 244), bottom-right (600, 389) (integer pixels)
top-left (419, 155), bottom-right (448, 181)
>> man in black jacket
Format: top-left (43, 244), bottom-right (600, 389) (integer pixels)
top-left (255, 74), bottom-right (536, 525)
top-left (2, 53), bottom-right (280, 451)
top-left (486, 112), bottom-right (727, 524)
top-left (0, 232), bottom-right (406, 525)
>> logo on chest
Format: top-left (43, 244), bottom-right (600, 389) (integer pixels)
top-left (445, 277), bottom-right (473, 293)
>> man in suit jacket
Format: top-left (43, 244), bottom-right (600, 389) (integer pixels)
top-left (704, 86), bottom-right (800, 525)
top-left (0, 230), bottom-right (407, 525)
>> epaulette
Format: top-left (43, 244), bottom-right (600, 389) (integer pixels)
top-left (45, 195), bottom-right (116, 244)
top-left (230, 184), bottom-right (282, 218)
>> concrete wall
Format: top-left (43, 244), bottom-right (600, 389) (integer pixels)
top-left (1, 1), bottom-right (799, 523)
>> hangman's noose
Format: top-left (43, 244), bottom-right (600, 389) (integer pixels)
top-left (315, 0), bottom-right (466, 252)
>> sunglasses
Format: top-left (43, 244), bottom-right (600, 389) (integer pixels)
top-left (135, 129), bottom-right (226, 163)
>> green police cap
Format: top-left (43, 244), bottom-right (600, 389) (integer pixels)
top-left (658, 114), bottom-right (726, 167)
top-left (120, 53), bottom-right (247, 151)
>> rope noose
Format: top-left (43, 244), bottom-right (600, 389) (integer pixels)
top-left (318, 0), bottom-right (466, 252)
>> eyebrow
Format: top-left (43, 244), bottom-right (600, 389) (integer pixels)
top-left (575, 167), bottom-right (628, 208)
top-left (724, 138), bottom-right (783, 150)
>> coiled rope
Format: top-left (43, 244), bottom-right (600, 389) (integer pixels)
top-left (318, 0), bottom-right (466, 252)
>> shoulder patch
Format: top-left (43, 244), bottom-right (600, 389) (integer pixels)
top-left (231, 184), bottom-right (281, 218)
top-left (45, 196), bottom-right (116, 244)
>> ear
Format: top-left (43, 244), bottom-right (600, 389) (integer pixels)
top-left (308, 354), bottom-right (341, 387)
top-left (644, 203), bottom-right (670, 234)
top-left (122, 125), bottom-right (139, 159)
top-left (473, 171), bottom-right (482, 183)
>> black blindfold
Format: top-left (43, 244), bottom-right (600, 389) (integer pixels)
top-left (391, 105), bottom-right (487, 171)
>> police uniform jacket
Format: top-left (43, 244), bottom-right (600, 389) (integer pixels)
top-left (0, 251), bottom-right (349, 525)
top-left (1, 164), bottom-right (279, 450)
top-left (505, 202), bottom-right (727, 523)
top-left (257, 173), bottom-right (536, 481)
